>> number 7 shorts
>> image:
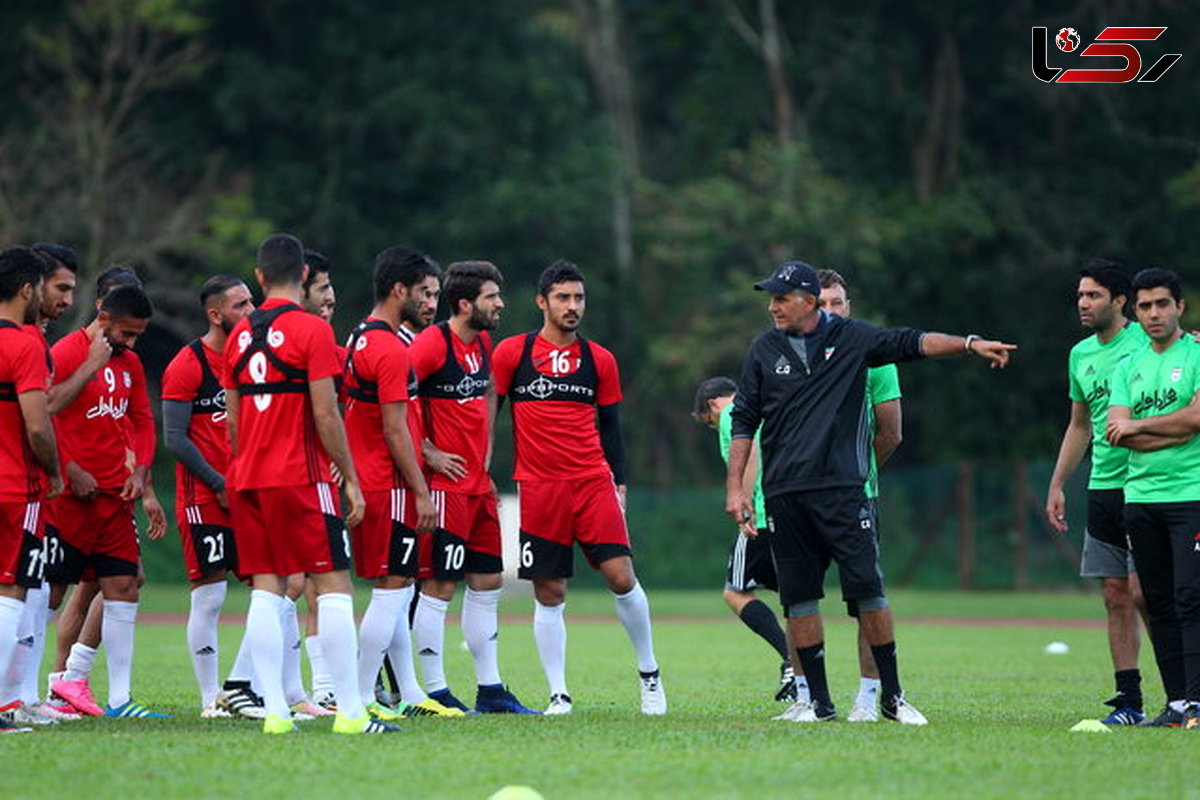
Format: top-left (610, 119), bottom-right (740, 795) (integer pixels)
top-left (353, 488), bottom-right (420, 580)
top-left (0, 500), bottom-right (45, 588)
top-left (177, 501), bottom-right (238, 581)
top-left (230, 482), bottom-right (350, 576)
top-left (517, 476), bottom-right (631, 580)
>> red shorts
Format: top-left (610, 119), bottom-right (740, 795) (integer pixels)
top-left (0, 501), bottom-right (45, 588)
top-left (177, 501), bottom-right (237, 582)
top-left (352, 488), bottom-right (420, 580)
top-left (46, 492), bottom-right (138, 583)
top-left (518, 476), bottom-right (630, 579)
top-left (231, 482), bottom-right (349, 576)
top-left (418, 489), bottom-right (502, 580)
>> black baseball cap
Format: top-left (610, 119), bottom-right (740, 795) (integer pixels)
top-left (754, 261), bottom-right (821, 296)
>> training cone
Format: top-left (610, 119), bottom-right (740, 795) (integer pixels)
top-left (1069, 719), bottom-right (1111, 733)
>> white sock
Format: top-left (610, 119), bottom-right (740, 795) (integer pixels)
top-left (102, 599), bottom-right (138, 709)
top-left (856, 676), bottom-right (881, 707)
top-left (0, 596), bottom-right (23, 704)
top-left (188, 582), bottom-right (226, 708)
top-left (463, 587), bottom-right (503, 687)
top-left (1, 589), bottom-right (39, 704)
top-left (245, 590), bottom-right (288, 717)
top-left (305, 635), bottom-right (334, 696)
top-left (1170, 699), bottom-right (1189, 713)
top-left (318, 592), bottom-right (365, 719)
top-left (613, 583), bottom-right (658, 674)
top-left (279, 596), bottom-right (306, 705)
top-left (357, 588), bottom-right (407, 705)
top-left (413, 594), bottom-right (450, 693)
top-left (386, 586), bottom-right (426, 705)
top-left (64, 642), bottom-right (98, 682)
top-left (794, 673), bottom-right (811, 704)
top-left (226, 629), bottom-right (255, 684)
top-left (533, 601), bottom-right (568, 696)
top-left (21, 587), bottom-right (49, 705)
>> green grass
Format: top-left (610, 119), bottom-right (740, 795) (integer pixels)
top-left (9, 590), bottom-right (1192, 800)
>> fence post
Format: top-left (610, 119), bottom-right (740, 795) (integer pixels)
top-left (956, 461), bottom-right (976, 589)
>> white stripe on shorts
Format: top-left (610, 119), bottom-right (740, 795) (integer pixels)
top-left (317, 482), bottom-right (336, 516)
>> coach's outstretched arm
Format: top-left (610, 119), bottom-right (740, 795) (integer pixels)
top-left (310, 375), bottom-right (365, 528)
top-left (919, 333), bottom-right (1017, 368)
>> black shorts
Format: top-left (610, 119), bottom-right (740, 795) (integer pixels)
top-left (725, 529), bottom-right (777, 592)
top-left (846, 498), bottom-right (880, 617)
top-left (765, 487), bottom-right (884, 608)
top-left (1087, 489), bottom-right (1129, 550)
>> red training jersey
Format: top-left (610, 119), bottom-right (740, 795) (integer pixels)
top-left (51, 328), bottom-right (155, 492)
top-left (0, 322), bottom-right (52, 502)
top-left (491, 332), bottom-right (621, 482)
top-left (410, 323), bottom-right (493, 494)
top-left (223, 298), bottom-right (340, 490)
top-left (343, 318), bottom-right (415, 491)
top-left (162, 339), bottom-right (229, 506)
top-left (397, 325), bottom-right (425, 470)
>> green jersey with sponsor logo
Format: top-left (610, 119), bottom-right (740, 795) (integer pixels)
top-left (865, 365), bottom-right (901, 500)
top-left (1109, 334), bottom-right (1200, 503)
top-left (718, 403), bottom-right (767, 528)
top-left (1068, 323), bottom-right (1148, 489)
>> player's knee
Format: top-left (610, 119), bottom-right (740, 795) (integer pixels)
top-left (285, 573), bottom-right (306, 600)
top-left (1101, 579), bottom-right (1133, 613)
top-left (533, 580), bottom-right (566, 606)
top-left (102, 576), bottom-right (139, 602)
top-left (787, 599), bottom-right (820, 618)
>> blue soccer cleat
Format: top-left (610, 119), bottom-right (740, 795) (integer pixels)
top-left (474, 684), bottom-right (540, 715)
top-left (105, 699), bottom-right (171, 719)
top-left (428, 687), bottom-right (471, 713)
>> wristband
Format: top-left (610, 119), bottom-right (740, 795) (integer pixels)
top-left (964, 334), bottom-right (980, 353)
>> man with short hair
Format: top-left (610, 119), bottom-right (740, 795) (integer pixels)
top-left (162, 275), bottom-right (255, 717)
top-left (0, 247), bottom-right (63, 734)
top-left (1105, 268), bottom-right (1200, 728)
top-left (224, 232), bottom-right (396, 734)
top-left (492, 260), bottom-right (666, 716)
top-left (1045, 259), bottom-right (1149, 725)
top-left (729, 260), bottom-right (1014, 725)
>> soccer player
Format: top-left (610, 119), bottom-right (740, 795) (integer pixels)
top-left (816, 269), bottom-right (903, 722)
top-left (409, 260), bottom-right (534, 714)
top-left (44, 281), bottom-right (165, 718)
top-left (0, 247), bottom-right (63, 734)
top-left (492, 260), bottom-right (666, 716)
top-left (1045, 260), bottom-right (1149, 725)
top-left (1104, 268), bottom-right (1200, 728)
top-left (345, 249), bottom-right (460, 719)
top-left (161, 275), bottom-right (255, 717)
top-left (728, 261), bottom-right (1014, 725)
top-left (224, 232), bottom-right (396, 734)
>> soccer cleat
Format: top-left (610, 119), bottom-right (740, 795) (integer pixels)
top-left (882, 694), bottom-right (928, 726)
top-left (366, 701), bottom-right (406, 722)
top-left (28, 701), bottom-right (81, 722)
top-left (312, 689), bottom-right (338, 712)
top-left (0, 717), bottom-right (32, 735)
top-left (847, 700), bottom-right (879, 723)
top-left (772, 699), bottom-right (836, 722)
top-left (775, 662), bottom-right (797, 702)
top-left (1099, 706), bottom-right (1145, 726)
top-left (200, 703), bottom-right (233, 719)
top-left (105, 700), bottom-right (171, 719)
top-left (404, 698), bottom-right (466, 718)
top-left (291, 698), bottom-right (334, 718)
top-left (639, 671), bottom-right (667, 716)
top-left (51, 676), bottom-right (104, 717)
top-left (475, 684), bottom-right (540, 715)
top-left (216, 684), bottom-right (267, 720)
top-left (262, 713), bottom-right (296, 734)
top-left (544, 693), bottom-right (573, 716)
top-left (332, 712), bottom-right (402, 734)
top-left (1, 702), bottom-right (58, 726)
top-left (1184, 705), bottom-right (1200, 730)
top-left (428, 687), bottom-right (471, 713)
top-left (1138, 705), bottom-right (1184, 728)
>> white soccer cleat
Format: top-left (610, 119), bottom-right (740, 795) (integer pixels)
top-left (847, 700), bottom-right (879, 722)
top-left (201, 703), bottom-right (233, 719)
top-left (772, 699), bottom-right (836, 723)
top-left (215, 685), bottom-right (267, 720)
top-left (544, 693), bottom-right (573, 716)
top-left (882, 694), bottom-right (928, 726)
top-left (28, 701), bottom-right (81, 722)
top-left (639, 671), bottom-right (667, 715)
top-left (4, 702), bottom-right (58, 726)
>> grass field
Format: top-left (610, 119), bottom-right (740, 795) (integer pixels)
top-left (8, 588), bottom-right (1194, 800)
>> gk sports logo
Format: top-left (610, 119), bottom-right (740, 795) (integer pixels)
top-left (1032, 26), bottom-right (1180, 83)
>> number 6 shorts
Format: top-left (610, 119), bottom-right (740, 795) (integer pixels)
top-left (177, 501), bottom-right (238, 581)
top-left (517, 476), bottom-right (632, 580)
top-left (417, 489), bottom-right (502, 581)
top-left (230, 482), bottom-right (349, 576)
top-left (46, 492), bottom-right (138, 584)
top-left (0, 500), bottom-right (45, 588)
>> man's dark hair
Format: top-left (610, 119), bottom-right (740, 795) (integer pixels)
top-left (303, 249), bottom-right (330, 291)
top-left (1079, 258), bottom-right (1131, 308)
top-left (257, 233), bottom-right (305, 285)
top-left (31, 242), bottom-right (79, 275)
top-left (1132, 267), bottom-right (1183, 303)
top-left (96, 265), bottom-right (142, 298)
top-left (538, 260), bottom-right (585, 297)
top-left (373, 246), bottom-right (440, 301)
top-left (200, 274), bottom-right (246, 308)
top-left (816, 268), bottom-right (848, 292)
top-left (100, 284), bottom-right (153, 319)
top-left (443, 261), bottom-right (503, 314)
top-left (0, 246), bottom-right (46, 302)
top-left (692, 376), bottom-right (738, 419)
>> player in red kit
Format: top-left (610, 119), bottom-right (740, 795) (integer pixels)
top-left (162, 275), bottom-right (255, 717)
top-left (492, 261), bottom-right (666, 716)
top-left (224, 233), bottom-right (396, 735)
top-left (0, 247), bottom-right (63, 734)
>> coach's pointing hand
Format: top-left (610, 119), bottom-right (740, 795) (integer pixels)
top-left (967, 337), bottom-right (1018, 369)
